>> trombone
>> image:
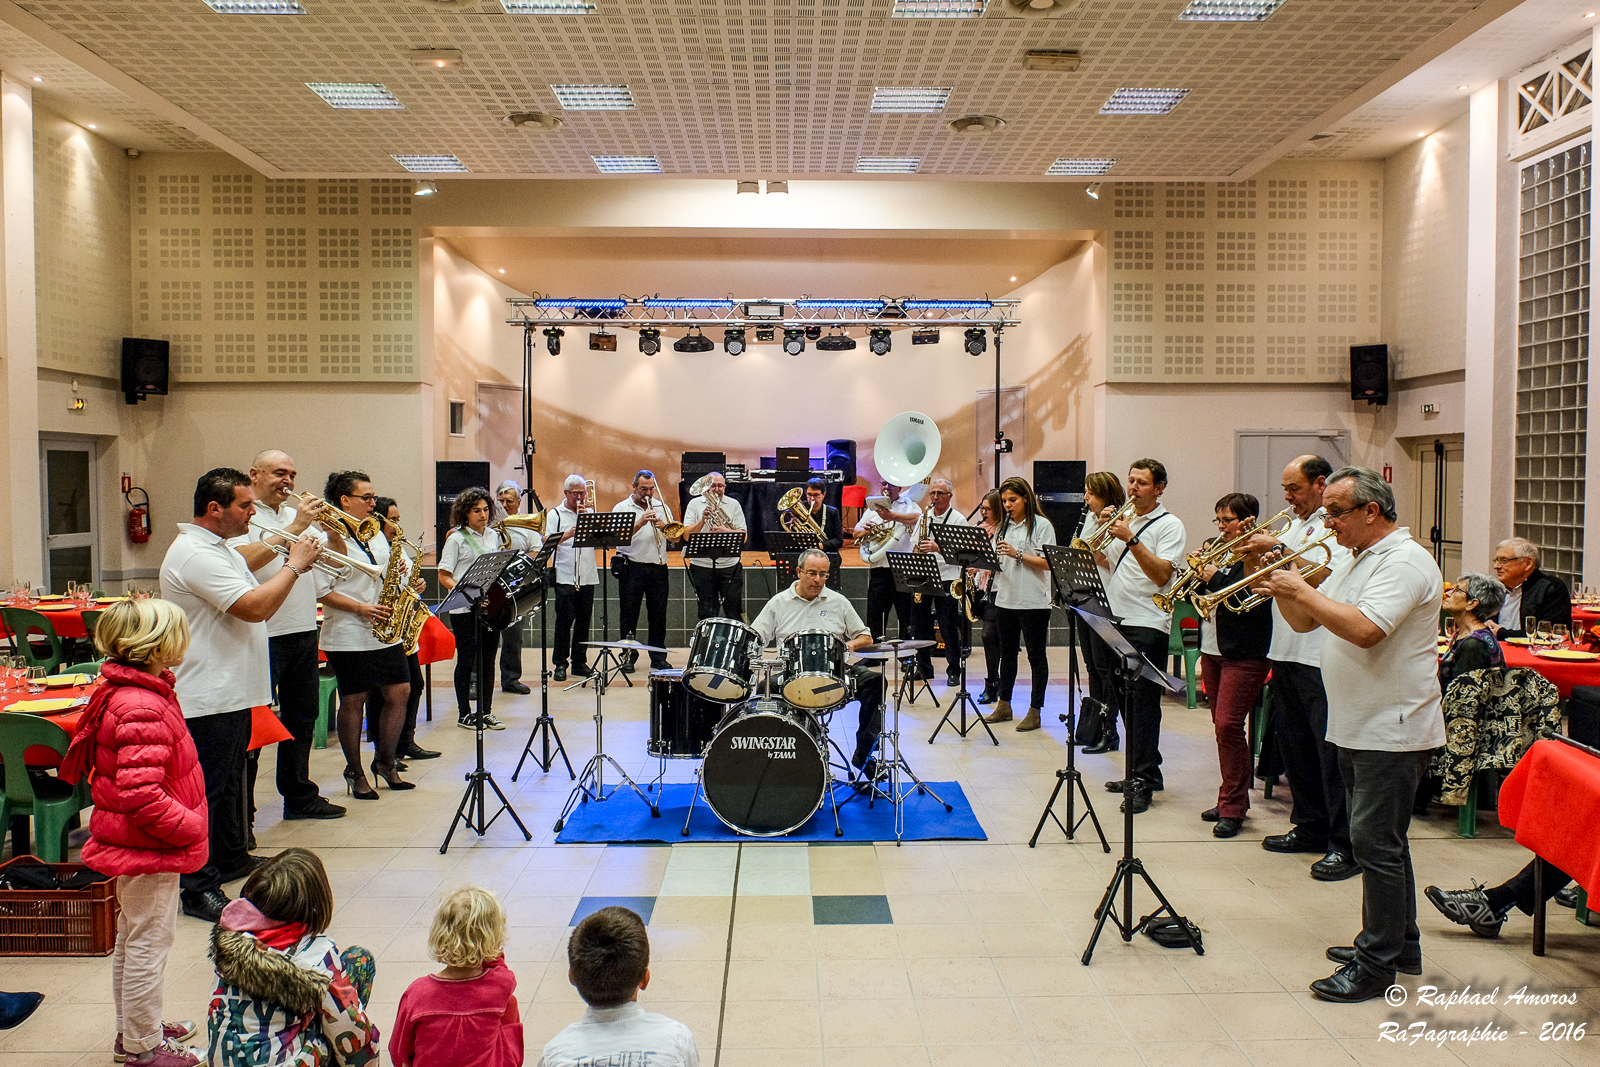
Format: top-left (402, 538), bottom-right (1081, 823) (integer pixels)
top-left (294, 492), bottom-right (380, 544)
top-left (1152, 507), bottom-right (1294, 613)
top-left (1071, 497), bottom-right (1137, 553)
top-left (1190, 529), bottom-right (1338, 620)
top-left (247, 520), bottom-right (382, 582)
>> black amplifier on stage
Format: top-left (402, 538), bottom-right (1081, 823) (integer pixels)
top-left (681, 450), bottom-right (726, 483)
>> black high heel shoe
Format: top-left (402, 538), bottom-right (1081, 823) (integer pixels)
top-left (372, 759), bottom-right (415, 791)
top-left (343, 767), bottom-right (379, 800)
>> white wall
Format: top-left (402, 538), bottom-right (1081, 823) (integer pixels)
top-left (1383, 113), bottom-right (1470, 380)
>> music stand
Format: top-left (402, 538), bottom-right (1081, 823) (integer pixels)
top-left (573, 511), bottom-right (638, 688)
top-left (683, 531), bottom-right (743, 562)
top-left (513, 538), bottom-right (573, 781)
top-left (436, 551), bottom-right (534, 853)
top-left (886, 551), bottom-right (944, 707)
top-left (764, 529), bottom-right (814, 600)
top-left (1074, 610), bottom-right (1200, 963)
top-left (927, 525), bottom-right (1000, 744)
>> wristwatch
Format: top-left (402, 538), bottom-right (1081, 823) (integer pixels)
top-left (1126, 536), bottom-right (1141, 549)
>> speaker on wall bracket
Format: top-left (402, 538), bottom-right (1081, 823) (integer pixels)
top-left (121, 338), bottom-right (169, 405)
top-left (1350, 344), bottom-right (1388, 406)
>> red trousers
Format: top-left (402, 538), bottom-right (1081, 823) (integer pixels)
top-left (1200, 653), bottom-right (1270, 818)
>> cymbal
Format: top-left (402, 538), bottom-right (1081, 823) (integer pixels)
top-left (857, 639), bottom-right (935, 653)
top-left (582, 639), bottom-right (669, 653)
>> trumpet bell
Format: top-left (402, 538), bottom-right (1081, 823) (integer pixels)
top-left (873, 411), bottom-right (941, 492)
top-left (660, 522), bottom-right (686, 540)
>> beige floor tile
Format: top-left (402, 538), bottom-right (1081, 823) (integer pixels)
top-left (650, 895), bottom-right (734, 926)
top-left (1031, 1042), bottom-right (1145, 1067)
top-left (1011, 995), bottom-right (1127, 1044)
top-left (1199, 990), bottom-right (1329, 1041)
top-left (897, 923), bottom-right (989, 958)
top-left (1235, 1038), bottom-right (1360, 1067)
top-left (725, 958), bottom-right (820, 1000)
top-left (905, 956), bottom-right (1006, 999)
top-left (1105, 992), bottom-right (1229, 1042)
top-left (918, 996), bottom-right (1026, 1045)
top-left (735, 895), bottom-right (814, 924)
top-left (641, 958), bottom-right (727, 1001)
top-left (719, 998), bottom-right (822, 1048)
top-left (820, 997), bottom-right (923, 1046)
top-left (808, 845), bottom-right (878, 870)
top-left (814, 924), bottom-right (900, 959)
top-left (808, 868), bottom-right (886, 895)
top-left (825, 1045), bottom-right (930, 1067)
top-left (817, 956), bottom-right (914, 999)
top-left (989, 954), bottom-right (1099, 997)
top-left (928, 1046), bottom-right (1037, 1067)
top-left (1136, 1040), bottom-right (1255, 1067)
top-left (886, 893), bottom-right (974, 924)
top-left (733, 923), bottom-right (821, 960)
top-left (720, 1048), bottom-right (825, 1067)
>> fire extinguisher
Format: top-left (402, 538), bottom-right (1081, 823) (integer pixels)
top-left (125, 486), bottom-right (151, 544)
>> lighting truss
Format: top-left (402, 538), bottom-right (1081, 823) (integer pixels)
top-left (507, 294), bottom-right (1019, 333)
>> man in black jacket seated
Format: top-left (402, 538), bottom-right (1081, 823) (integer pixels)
top-left (1487, 537), bottom-right (1572, 638)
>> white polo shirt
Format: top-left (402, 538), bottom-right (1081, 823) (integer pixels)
top-left (922, 505), bottom-right (968, 582)
top-left (1269, 507), bottom-right (1352, 668)
top-left (684, 493), bottom-right (747, 570)
top-left (613, 496), bottom-right (674, 565)
top-left (438, 525), bottom-right (498, 614)
top-left (227, 500), bottom-right (325, 639)
top-left (1102, 504), bottom-right (1187, 632)
top-left (499, 522), bottom-right (542, 555)
top-left (993, 515), bottom-right (1058, 611)
top-left (542, 505), bottom-right (601, 585)
top-left (751, 583), bottom-right (870, 649)
top-left (160, 523), bottom-right (272, 718)
top-left (1317, 527), bottom-right (1446, 752)
top-left (319, 531), bottom-right (399, 653)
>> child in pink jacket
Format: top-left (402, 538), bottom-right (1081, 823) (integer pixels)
top-left (392, 886), bottom-right (522, 1067)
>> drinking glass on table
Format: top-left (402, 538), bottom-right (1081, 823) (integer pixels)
top-left (25, 667), bottom-right (46, 694)
top-left (2, 656), bottom-right (19, 692)
top-left (1571, 623), bottom-right (1586, 646)
top-left (1537, 620), bottom-right (1555, 643)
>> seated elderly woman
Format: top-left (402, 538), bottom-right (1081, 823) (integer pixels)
top-left (1440, 572), bottom-right (1507, 693)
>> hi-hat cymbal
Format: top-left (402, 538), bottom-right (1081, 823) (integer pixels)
top-left (583, 639), bottom-right (669, 653)
top-left (857, 639), bottom-right (935, 654)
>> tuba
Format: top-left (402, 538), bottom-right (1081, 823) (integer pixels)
top-left (689, 473), bottom-right (732, 530)
top-left (858, 411), bottom-right (941, 565)
top-left (778, 487), bottom-right (827, 544)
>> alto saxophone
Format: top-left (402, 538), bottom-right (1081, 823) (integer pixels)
top-left (371, 528), bottom-right (430, 655)
top-left (912, 507), bottom-right (932, 604)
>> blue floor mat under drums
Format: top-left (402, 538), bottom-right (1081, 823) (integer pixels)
top-left (554, 781), bottom-right (987, 844)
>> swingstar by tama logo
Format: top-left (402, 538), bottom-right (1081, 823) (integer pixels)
top-left (731, 734), bottom-right (798, 759)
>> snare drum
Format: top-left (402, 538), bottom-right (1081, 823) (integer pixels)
top-left (648, 670), bottom-right (722, 759)
top-left (684, 617), bottom-right (759, 702)
top-left (701, 700), bottom-right (829, 836)
top-left (778, 630), bottom-right (849, 709)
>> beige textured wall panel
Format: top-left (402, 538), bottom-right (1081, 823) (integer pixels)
top-left (1383, 114), bottom-right (1469, 379)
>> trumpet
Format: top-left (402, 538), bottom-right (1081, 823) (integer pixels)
top-left (294, 492), bottom-right (380, 544)
top-left (1190, 529), bottom-right (1338, 619)
top-left (248, 520), bottom-right (381, 582)
top-left (1152, 507), bottom-right (1295, 613)
top-left (1071, 497), bottom-right (1137, 553)
top-left (493, 511), bottom-right (547, 549)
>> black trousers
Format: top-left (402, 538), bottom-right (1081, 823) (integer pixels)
top-left (866, 568), bottom-right (917, 658)
top-left (619, 560), bottom-right (670, 664)
top-left (499, 617), bottom-right (524, 687)
top-left (1340, 747), bottom-right (1427, 979)
top-left (1121, 625), bottom-right (1169, 789)
top-left (553, 582), bottom-right (595, 668)
top-left (996, 606), bottom-right (1051, 707)
top-left (449, 613), bottom-right (501, 720)
top-left (981, 605), bottom-right (1000, 687)
top-left (1080, 625), bottom-right (1121, 743)
top-left (688, 564), bottom-right (744, 621)
top-left (1270, 659), bottom-right (1350, 852)
top-left (1487, 858), bottom-right (1574, 916)
top-left (181, 708), bottom-right (253, 895)
top-left (930, 592), bottom-right (968, 676)
top-left (269, 629), bottom-right (322, 810)
top-left (848, 664), bottom-right (886, 768)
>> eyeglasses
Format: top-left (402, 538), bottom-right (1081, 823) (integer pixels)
top-left (351, 493), bottom-right (377, 503)
top-left (799, 569), bottom-right (830, 578)
top-left (1212, 517), bottom-right (1239, 526)
top-left (1323, 503), bottom-right (1363, 520)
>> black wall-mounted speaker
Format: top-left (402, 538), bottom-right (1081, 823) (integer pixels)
top-left (1350, 344), bottom-right (1389, 405)
top-left (121, 337), bottom-right (169, 404)
top-left (825, 439), bottom-right (858, 485)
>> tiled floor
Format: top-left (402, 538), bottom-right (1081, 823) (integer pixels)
top-left (2, 647), bottom-right (1597, 1066)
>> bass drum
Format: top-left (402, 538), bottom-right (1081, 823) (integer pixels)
top-left (648, 670), bottom-right (722, 759)
top-left (702, 701), bottom-right (828, 836)
top-left (684, 617), bottom-right (759, 702)
top-left (778, 630), bottom-right (849, 710)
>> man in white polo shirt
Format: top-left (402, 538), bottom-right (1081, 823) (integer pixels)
top-left (162, 467), bottom-right (322, 922)
top-left (1256, 466), bottom-right (1445, 1003)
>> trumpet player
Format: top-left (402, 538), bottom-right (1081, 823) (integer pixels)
top-left (229, 450), bottom-right (346, 825)
top-left (1076, 471), bottom-right (1127, 753)
top-left (544, 474), bottom-right (601, 680)
top-left (802, 477), bottom-right (845, 587)
top-left (318, 471), bottom-right (414, 797)
top-left (683, 471), bottom-right (747, 621)
top-left (1100, 459), bottom-right (1187, 814)
top-left (495, 480), bottom-right (542, 694)
top-left (613, 469), bottom-right (675, 673)
top-left (854, 480), bottom-right (923, 675)
top-left (914, 478), bottom-right (968, 686)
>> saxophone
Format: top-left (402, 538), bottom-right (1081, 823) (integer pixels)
top-left (371, 529), bottom-right (430, 655)
top-left (912, 507), bottom-right (932, 604)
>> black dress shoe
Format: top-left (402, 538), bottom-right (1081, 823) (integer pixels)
top-left (1201, 807), bottom-right (1221, 822)
top-left (1312, 850), bottom-right (1361, 882)
top-left (402, 743), bottom-right (442, 760)
top-left (1262, 828), bottom-right (1328, 854)
top-left (977, 685), bottom-right (997, 705)
top-left (570, 664), bottom-right (593, 678)
top-left (181, 887), bottom-right (230, 923)
top-left (220, 855), bottom-right (269, 884)
top-left (1082, 736), bottom-right (1119, 755)
top-left (553, 666), bottom-right (568, 681)
top-left (283, 796), bottom-right (347, 820)
top-left (1213, 817), bottom-right (1242, 838)
top-left (619, 661), bottom-right (636, 675)
top-left (502, 681), bottom-right (531, 694)
top-left (1121, 788), bottom-right (1151, 815)
top-left (1326, 945), bottom-right (1421, 976)
top-left (1105, 779), bottom-right (1163, 794)
top-left (946, 670), bottom-right (961, 688)
top-left (1310, 961), bottom-right (1392, 1003)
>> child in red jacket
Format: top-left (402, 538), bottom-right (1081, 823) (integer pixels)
top-left (391, 886), bottom-right (522, 1067)
top-left (64, 599), bottom-right (209, 1066)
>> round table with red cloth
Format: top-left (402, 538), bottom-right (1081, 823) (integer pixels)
top-left (0, 601), bottom-right (108, 641)
top-left (1499, 640), bottom-right (1600, 698)
top-left (1573, 604), bottom-right (1600, 627)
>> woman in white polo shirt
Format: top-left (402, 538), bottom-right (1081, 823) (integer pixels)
top-left (982, 476), bottom-right (1058, 732)
top-left (437, 488), bottom-right (504, 731)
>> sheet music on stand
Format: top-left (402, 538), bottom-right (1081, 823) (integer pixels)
top-left (885, 550), bottom-right (945, 599)
top-left (1075, 609), bottom-right (1185, 697)
top-left (684, 531), bottom-right (744, 562)
top-left (436, 550), bottom-right (519, 617)
top-left (1043, 545), bottom-right (1113, 618)
top-left (930, 524), bottom-right (1001, 574)
top-left (573, 511), bottom-right (635, 550)
top-left (766, 529), bottom-right (818, 582)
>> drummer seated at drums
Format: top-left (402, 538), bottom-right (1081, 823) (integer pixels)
top-left (750, 548), bottom-right (885, 781)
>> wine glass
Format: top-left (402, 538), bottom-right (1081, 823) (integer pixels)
top-left (25, 666), bottom-right (46, 694)
top-left (1571, 622), bottom-right (1586, 646)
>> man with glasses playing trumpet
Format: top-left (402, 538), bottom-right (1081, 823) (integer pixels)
top-left (613, 469), bottom-right (679, 674)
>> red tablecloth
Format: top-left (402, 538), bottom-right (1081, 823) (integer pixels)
top-left (0, 602), bottom-right (104, 640)
top-left (1499, 738), bottom-right (1600, 897)
top-left (1498, 641), bottom-right (1600, 698)
top-left (1573, 605), bottom-right (1600, 626)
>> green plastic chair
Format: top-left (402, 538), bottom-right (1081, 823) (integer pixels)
top-left (313, 672), bottom-right (338, 749)
top-left (79, 609), bottom-right (105, 640)
top-left (1166, 600), bottom-right (1202, 709)
top-left (0, 713), bottom-right (92, 862)
top-left (61, 661), bottom-right (104, 677)
top-left (0, 608), bottom-right (66, 674)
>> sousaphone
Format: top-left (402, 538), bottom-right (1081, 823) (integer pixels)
top-left (874, 410), bottom-right (941, 504)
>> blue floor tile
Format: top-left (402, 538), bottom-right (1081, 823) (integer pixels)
top-left (812, 894), bottom-right (893, 925)
top-left (570, 895), bottom-right (657, 927)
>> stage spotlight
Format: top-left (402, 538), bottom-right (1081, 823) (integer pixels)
top-left (1085, 182), bottom-right (1101, 199)
top-left (804, 324), bottom-right (823, 341)
top-left (638, 327), bottom-right (661, 355)
top-left (755, 327), bottom-right (775, 342)
top-left (964, 327), bottom-right (987, 355)
top-left (869, 328), bottom-right (892, 355)
top-left (724, 328), bottom-right (747, 355)
top-left (589, 332), bottom-right (617, 351)
top-left (782, 328), bottom-right (806, 355)
top-left (817, 331), bottom-right (856, 351)
top-left (544, 326), bottom-right (564, 355)
top-left (912, 328), bottom-right (941, 345)
top-left (674, 330), bottom-right (715, 353)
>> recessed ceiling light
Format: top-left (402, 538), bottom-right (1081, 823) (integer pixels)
top-left (414, 180), bottom-right (439, 196)
top-left (502, 0), bottom-right (597, 11)
top-left (392, 154), bottom-right (468, 172)
top-left (1047, 157), bottom-right (1117, 175)
top-left (1417, 132), bottom-right (1426, 138)
top-left (1021, 50), bottom-right (1082, 71)
top-left (891, 0), bottom-right (987, 17)
top-left (872, 87), bottom-right (952, 113)
top-left (505, 112), bottom-right (564, 130)
top-left (946, 115), bottom-right (1006, 133)
top-left (409, 48), bottom-right (463, 69)
top-left (857, 157), bottom-right (921, 174)
top-left (1176, 0), bottom-right (1283, 21)
top-left (31, 77), bottom-right (40, 83)
top-left (1587, 11), bottom-right (1596, 16)
top-left (202, 0), bottom-right (307, 11)
top-left (1010, 276), bottom-right (1018, 282)
top-left (1100, 88), bottom-right (1190, 115)
top-left (593, 155), bottom-right (660, 173)
top-left (307, 83), bottom-right (404, 109)
top-left (1458, 85), bottom-right (1469, 90)
top-left (498, 268), bottom-right (506, 274)
top-left (86, 123), bottom-right (96, 129)
top-left (1085, 182), bottom-right (1101, 198)
top-left (551, 84), bottom-right (636, 110)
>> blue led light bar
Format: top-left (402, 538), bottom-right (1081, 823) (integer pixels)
top-left (902, 299), bottom-right (993, 310)
top-left (534, 298), bottom-right (628, 309)
top-left (794, 299), bottom-right (890, 309)
top-left (642, 298), bottom-right (736, 308)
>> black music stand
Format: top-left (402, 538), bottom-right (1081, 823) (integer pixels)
top-left (765, 529), bottom-right (816, 598)
top-left (927, 525), bottom-right (1000, 744)
top-left (513, 538), bottom-right (573, 781)
top-left (886, 551), bottom-right (943, 707)
top-left (573, 511), bottom-right (637, 688)
top-left (1074, 610), bottom-right (1199, 963)
top-left (436, 551), bottom-right (534, 854)
top-left (1029, 545), bottom-right (1112, 851)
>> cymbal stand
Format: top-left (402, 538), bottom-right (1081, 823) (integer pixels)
top-left (864, 651), bottom-right (952, 844)
top-left (553, 642), bottom-right (660, 832)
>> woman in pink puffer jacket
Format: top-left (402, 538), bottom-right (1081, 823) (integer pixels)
top-left (63, 599), bottom-right (208, 1067)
